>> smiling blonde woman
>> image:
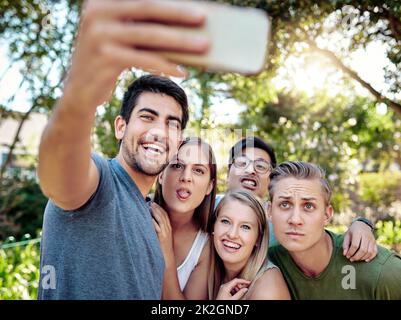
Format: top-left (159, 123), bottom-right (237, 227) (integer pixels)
top-left (208, 190), bottom-right (290, 300)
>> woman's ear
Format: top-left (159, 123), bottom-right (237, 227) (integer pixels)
top-left (114, 115), bottom-right (126, 140)
top-left (205, 180), bottom-right (214, 196)
top-left (266, 201), bottom-right (273, 221)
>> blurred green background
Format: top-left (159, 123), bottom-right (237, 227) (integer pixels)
top-left (1, 0), bottom-right (400, 299)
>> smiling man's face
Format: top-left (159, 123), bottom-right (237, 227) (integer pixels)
top-left (115, 91), bottom-right (183, 176)
top-left (227, 147), bottom-right (272, 199)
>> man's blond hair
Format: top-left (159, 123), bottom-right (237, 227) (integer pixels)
top-left (268, 161), bottom-right (332, 205)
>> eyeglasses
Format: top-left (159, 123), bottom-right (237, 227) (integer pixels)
top-left (233, 156), bottom-right (272, 174)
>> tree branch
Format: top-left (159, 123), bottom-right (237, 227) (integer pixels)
top-left (306, 39), bottom-right (401, 117)
top-left (357, 5), bottom-right (401, 43)
top-left (381, 7), bottom-right (401, 42)
top-left (0, 106), bottom-right (36, 180)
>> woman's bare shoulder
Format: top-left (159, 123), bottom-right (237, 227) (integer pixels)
top-left (197, 237), bottom-right (211, 265)
top-left (247, 267), bottom-right (291, 300)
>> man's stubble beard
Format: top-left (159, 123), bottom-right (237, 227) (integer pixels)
top-left (121, 137), bottom-right (169, 177)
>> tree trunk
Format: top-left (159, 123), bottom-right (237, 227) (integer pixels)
top-left (0, 105), bottom-right (36, 180)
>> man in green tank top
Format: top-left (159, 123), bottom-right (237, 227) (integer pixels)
top-left (267, 161), bottom-right (401, 299)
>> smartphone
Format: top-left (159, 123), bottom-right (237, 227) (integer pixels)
top-left (160, 0), bottom-right (271, 75)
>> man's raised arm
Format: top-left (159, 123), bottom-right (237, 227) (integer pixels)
top-left (38, 0), bottom-right (208, 210)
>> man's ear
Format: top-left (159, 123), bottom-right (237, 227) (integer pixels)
top-left (114, 115), bottom-right (126, 140)
top-left (266, 201), bottom-right (273, 221)
top-left (205, 180), bottom-right (214, 196)
top-left (324, 205), bottom-right (334, 226)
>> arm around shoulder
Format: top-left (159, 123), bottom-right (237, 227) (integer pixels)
top-left (246, 267), bottom-right (291, 300)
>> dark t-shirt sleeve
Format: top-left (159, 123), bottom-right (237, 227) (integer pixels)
top-left (56, 153), bottom-right (114, 214)
top-left (375, 253), bottom-right (401, 299)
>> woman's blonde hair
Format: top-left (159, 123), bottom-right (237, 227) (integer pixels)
top-left (207, 190), bottom-right (269, 300)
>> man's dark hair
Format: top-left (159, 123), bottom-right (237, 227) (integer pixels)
top-left (120, 75), bottom-right (189, 129)
top-left (228, 136), bottom-right (277, 169)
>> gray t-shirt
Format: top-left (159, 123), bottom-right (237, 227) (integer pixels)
top-left (38, 154), bottom-right (164, 299)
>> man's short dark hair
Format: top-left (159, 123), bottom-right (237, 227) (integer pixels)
top-left (228, 137), bottom-right (277, 169)
top-left (120, 75), bottom-right (189, 129)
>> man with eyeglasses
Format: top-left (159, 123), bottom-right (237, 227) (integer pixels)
top-left (215, 137), bottom-right (378, 262)
top-left (226, 137), bottom-right (275, 201)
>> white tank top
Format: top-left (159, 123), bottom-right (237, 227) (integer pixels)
top-left (177, 230), bottom-right (209, 291)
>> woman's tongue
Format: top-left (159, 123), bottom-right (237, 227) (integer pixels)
top-left (177, 189), bottom-right (191, 200)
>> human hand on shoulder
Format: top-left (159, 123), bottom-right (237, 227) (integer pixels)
top-left (343, 219), bottom-right (378, 262)
top-left (151, 202), bottom-right (175, 264)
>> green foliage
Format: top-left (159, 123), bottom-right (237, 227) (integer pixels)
top-left (375, 220), bottom-right (401, 253)
top-left (0, 240), bottom-right (40, 300)
top-left (358, 172), bottom-right (401, 208)
top-left (94, 95), bottom-right (121, 158)
top-left (0, 172), bottom-right (47, 241)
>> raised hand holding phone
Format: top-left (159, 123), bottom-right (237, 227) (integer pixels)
top-left (65, 0), bottom-right (210, 109)
top-left (62, 0), bottom-right (271, 111)
top-left (160, 0), bottom-right (271, 75)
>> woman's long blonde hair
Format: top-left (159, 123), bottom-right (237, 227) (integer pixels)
top-left (208, 190), bottom-right (269, 300)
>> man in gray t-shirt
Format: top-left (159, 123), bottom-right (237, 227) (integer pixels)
top-left (37, 2), bottom-right (208, 299)
top-left (38, 73), bottom-right (191, 299)
top-left (39, 154), bottom-right (165, 299)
